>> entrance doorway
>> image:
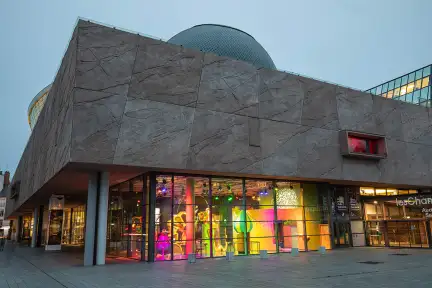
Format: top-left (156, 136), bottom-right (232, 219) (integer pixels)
top-left (333, 222), bottom-right (352, 247)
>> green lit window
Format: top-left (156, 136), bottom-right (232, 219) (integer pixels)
top-left (388, 80), bottom-right (395, 90)
top-left (415, 79), bottom-right (422, 90)
top-left (382, 83), bottom-right (388, 93)
top-left (415, 69), bottom-right (423, 80)
top-left (423, 66), bottom-right (431, 77)
top-left (376, 86), bottom-right (382, 95)
top-left (395, 78), bottom-right (402, 87)
top-left (406, 92), bottom-right (413, 103)
top-left (401, 75), bottom-right (408, 85)
top-left (408, 72), bottom-right (415, 83)
top-left (422, 77), bottom-right (429, 88)
top-left (413, 90), bottom-right (421, 104)
top-left (394, 87), bottom-right (400, 97)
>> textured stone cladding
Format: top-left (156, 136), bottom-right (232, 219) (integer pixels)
top-left (7, 20), bottom-right (432, 215)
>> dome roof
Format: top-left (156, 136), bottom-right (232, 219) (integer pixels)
top-left (168, 24), bottom-right (276, 69)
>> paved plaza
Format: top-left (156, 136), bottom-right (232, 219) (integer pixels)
top-left (1, 244), bottom-right (432, 288)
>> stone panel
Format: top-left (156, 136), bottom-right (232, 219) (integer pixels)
top-left (337, 88), bottom-right (378, 133)
top-left (342, 158), bottom-right (381, 183)
top-left (259, 70), bottom-right (304, 124)
top-left (378, 139), bottom-right (407, 185)
top-left (260, 119), bottom-right (309, 176)
top-left (71, 85), bottom-right (129, 164)
top-left (187, 109), bottom-right (261, 173)
top-left (372, 96), bottom-right (403, 140)
top-left (76, 21), bottom-right (138, 91)
top-left (399, 102), bottom-right (432, 145)
top-left (128, 38), bottom-right (203, 107)
top-left (296, 127), bottom-right (342, 179)
top-left (114, 99), bottom-right (195, 168)
top-left (197, 53), bottom-right (261, 117)
top-left (300, 77), bottom-right (339, 130)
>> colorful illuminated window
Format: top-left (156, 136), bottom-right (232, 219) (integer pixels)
top-left (348, 136), bottom-right (378, 154)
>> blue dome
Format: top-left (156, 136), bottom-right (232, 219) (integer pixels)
top-left (168, 24), bottom-right (276, 70)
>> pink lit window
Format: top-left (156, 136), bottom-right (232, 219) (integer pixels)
top-left (348, 136), bottom-right (378, 154)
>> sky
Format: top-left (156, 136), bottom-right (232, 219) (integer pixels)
top-left (0, 0), bottom-right (431, 176)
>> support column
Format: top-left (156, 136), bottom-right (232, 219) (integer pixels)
top-left (96, 172), bottom-right (109, 265)
top-left (84, 173), bottom-right (98, 266)
top-left (148, 173), bottom-right (156, 262)
top-left (36, 206), bottom-right (44, 247)
top-left (185, 178), bottom-right (195, 255)
top-left (31, 207), bottom-right (39, 248)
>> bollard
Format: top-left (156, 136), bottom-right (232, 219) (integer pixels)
top-left (260, 250), bottom-right (268, 259)
top-left (226, 251), bottom-right (234, 261)
top-left (291, 248), bottom-right (299, 256)
top-left (319, 246), bottom-right (326, 255)
top-left (188, 253), bottom-right (196, 263)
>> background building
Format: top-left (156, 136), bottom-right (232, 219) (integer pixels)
top-left (28, 84), bottom-right (51, 130)
top-left (365, 65), bottom-right (431, 107)
top-left (6, 20), bottom-right (432, 266)
top-left (0, 171), bottom-right (11, 238)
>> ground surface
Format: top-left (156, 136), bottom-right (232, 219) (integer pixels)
top-left (1, 244), bottom-right (431, 287)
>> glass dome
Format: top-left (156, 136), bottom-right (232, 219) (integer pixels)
top-left (28, 84), bottom-right (51, 130)
top-left (168, 24), bottom-right (276, 69)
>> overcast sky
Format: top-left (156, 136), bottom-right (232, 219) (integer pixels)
top-left (1, 0), bottom-right (431, 175)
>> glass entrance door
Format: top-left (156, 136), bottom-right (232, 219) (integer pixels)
top-left (333, 222), bottom-right (351, 247)
top-left (387, 220), bottom-right (428, 248)
top-left (365, 221), bottom-right (386, 246)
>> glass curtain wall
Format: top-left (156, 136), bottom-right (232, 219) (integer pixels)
top-left (108, 174), bottom-right (331, 261)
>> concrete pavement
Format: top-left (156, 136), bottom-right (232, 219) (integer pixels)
top-left (1, 243), bottom-right (432, 287)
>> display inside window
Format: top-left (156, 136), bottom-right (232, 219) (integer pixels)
top-left (47, 210), bottom-right (63, 245)
top-left (340, 131), bottom-right (387, 160)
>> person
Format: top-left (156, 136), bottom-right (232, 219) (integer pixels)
top-left (0, 236), bottom-right (5, 251)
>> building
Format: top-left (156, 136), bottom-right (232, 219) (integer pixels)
top-left (0, 171), bottom-right (11, 238)
top-left (5, 19), bottom-right (432, 266)
top-left (365, 65), bottom-right (431, 107)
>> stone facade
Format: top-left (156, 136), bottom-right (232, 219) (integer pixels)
top-left (7, 20), bottom-right (432, 216)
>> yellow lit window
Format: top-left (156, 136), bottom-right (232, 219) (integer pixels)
top-left (398, 190), bottom-right (409, 195)
top-left (415, 79), bottom-right (422, 90)
top-left (387, 90), bottom-right (393, 98)
top-left (375, 189), bottom-right (386, 196)
top-left (400, 85), bottom-right (407, 95)
top-left (386, 189), bottom-right (398, 196)
top-left (409, 190), bottom-right (418, 194)
top-left (360, 187), bottom-right (375, 196)
top-left (422, 77), bottom-right (429, 88)
top-left (381, 93), bottom-right (387, 98)
top-left (394, 87), bottom-right (400, 97)
top-left (407, 82), bottom-right (414, 93)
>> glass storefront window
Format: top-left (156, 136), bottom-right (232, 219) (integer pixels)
top-left (398, 190), bottom-right (409, 195)
top-left (360, 187), bottom-right (375, 196)
top-left (400, 85), bottom-right (407, 95)
top-left (401, 75), bottom-right (408, 85)
top-left (415, 69), bottom-right (423, 80)
top-left (409, 190), bottom-right (418, 194)
top-left (395, 77), bottom-right (402, 88)
top-left (408, 72), bottom-right (415, 83)
top-left (422, 77), bottom-right (429, 88)
top-left (386, 189), bottom-right (398, 196)
top-left (375, 189), bottom-right (386, 196)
